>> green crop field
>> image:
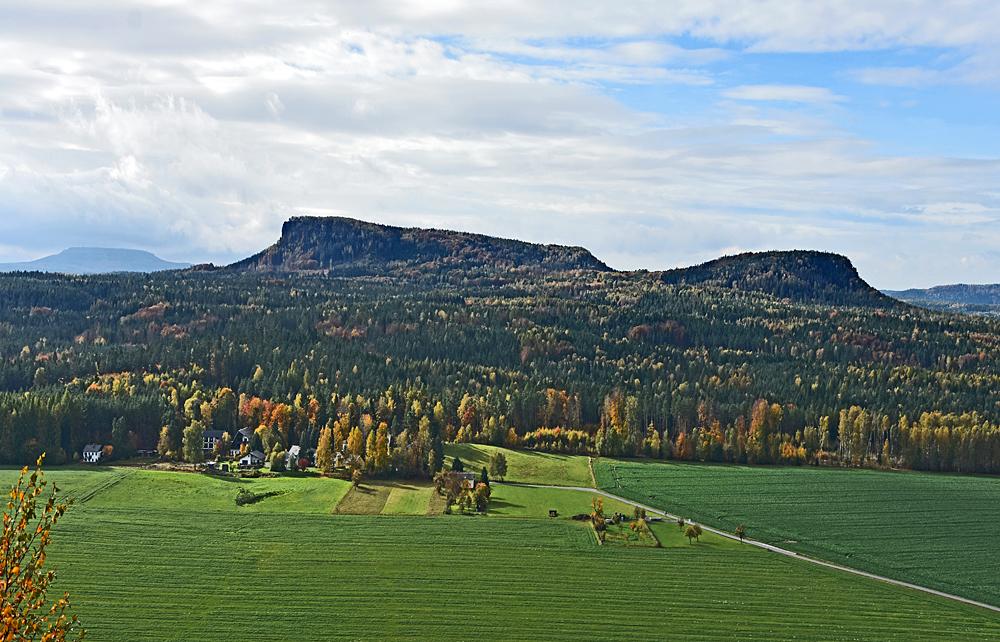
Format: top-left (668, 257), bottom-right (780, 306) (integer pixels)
top-left (4, 465), bottom-right (1000, 640)
top-left (445, 443), bottom-right (592, 486)
top-left (489, 483), bottom-right (630, 520)
top-left (595, 458), bottom-right (1000, 606)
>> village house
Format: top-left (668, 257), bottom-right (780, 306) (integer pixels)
top-left (239, 450), bottom-right (266, 469)
top-left (82, 443), bottom-right (104, 464)
top-left (286, 444), bottom-right (301, 469)
top-left (202, 430), bottom-right (226, 455)
top-left (454, 471), bottom-right (479, 489)
top-left (229, 427), bottom-right (255, 458)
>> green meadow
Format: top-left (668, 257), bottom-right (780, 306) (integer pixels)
top-left (3, 465), bottom-right (999, 640)
top-left (595, 458), bottom-right (1000, 605)
top-left (445, 443), bottom-right (592, 486)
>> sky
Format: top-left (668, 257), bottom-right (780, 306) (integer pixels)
top-left (0, 1), bottom-right (998, 288)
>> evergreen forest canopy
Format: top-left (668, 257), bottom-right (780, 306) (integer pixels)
top-left (1, 216), bottom-right (998, 474)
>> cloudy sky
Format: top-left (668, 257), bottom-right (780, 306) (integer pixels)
top-left (1, 1), bottom-right (998, 288)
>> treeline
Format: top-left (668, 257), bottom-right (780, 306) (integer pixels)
top-left (0, 269), bottom-right (996, 473)
top-left (452, 395), bottom-right (1000, 474)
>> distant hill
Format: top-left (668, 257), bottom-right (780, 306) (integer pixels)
top-left (0, 247), bottom-right (191, 274)
top-left (659, 250), bottom-right (895, 307)
top-left (227, 216), bottom-right (610, 274)
top-left (885, 284), bottom-right (1000, 316)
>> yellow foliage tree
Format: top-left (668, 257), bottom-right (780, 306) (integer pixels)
top-left (1, 456), bottom-right (83, 641)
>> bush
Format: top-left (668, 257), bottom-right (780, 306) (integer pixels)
top-left (235, 487), bottom-right (282, 506)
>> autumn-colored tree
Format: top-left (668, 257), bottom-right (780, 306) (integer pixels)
top-left (735, 524), bottom-right (746, 542)
top-left (1, 456), bottom-right (83, 641)
top-left (182, 420), bottom-right (206, 463)
top-left (156, 425), bottom-right (172, 459)
top-left (365, 430), bottom-right (377, 471)
top-left (315, 427), bottom-right (334, 473)
top-left (351, 468), bottom-right (363, 488)
top-left (684, 523), bottom-right (702, 544)
top-left (373, 423), bottom-right (390, 474)
top-left (347, 427), bottom-right (364, 459)
top-left (214, 432), bottom-right (231, 460)
top-left (590, 497), bottom-right (606, 531)
top-left (472, 482), bottom-right (491, 513)
top-left (488, 451), bottom-right (508, 482)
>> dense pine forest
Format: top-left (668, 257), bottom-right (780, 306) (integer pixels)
top-left (1, 218), bottom-right (997, 474)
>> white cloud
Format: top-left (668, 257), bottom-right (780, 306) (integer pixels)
top-left (723, 84), bottom-right (845, 104)
top-left (0, 1), bottom-right (998, 288)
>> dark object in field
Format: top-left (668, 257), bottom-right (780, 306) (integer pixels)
top-left (548, 509), bottom-right (558, 517)
top-left (571, 513), bottom-right (590, 521)
top-left (235, 487), bottom-right (282, 506)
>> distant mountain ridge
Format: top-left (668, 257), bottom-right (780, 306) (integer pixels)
top-left (657, 250), bottom-right (895, 307)
top-left (0, 247), bottom-right (191, 274)
top-left (227, 216), bottom-right (610, 274)
top-left (885, 283), bottom-right (1000, 316)
top-left (222, 216), bottom-right (891, 308)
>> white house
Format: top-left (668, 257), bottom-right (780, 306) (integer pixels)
top-left (82, 444), bottom-right (104, 464)
top-left (286, 444), bottom-right (302, 469)
top-left (239, 450), bottom-right (266, 469)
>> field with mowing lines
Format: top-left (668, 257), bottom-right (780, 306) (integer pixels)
top-left (46, 507), bottom-right (1000, 640)
top-left (382, 481), bottom-right (437, 515)
top-left (336, 480), bottom-right (435, 515)
top-left (445, 443), bottom-right (591, 486)
top-left (6, 465), bottom-right (999, 640)
top-left (595, 459), bottom-right (1000, 606)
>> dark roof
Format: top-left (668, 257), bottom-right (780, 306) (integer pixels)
top-left (83, 443), bottom-right (103, 453)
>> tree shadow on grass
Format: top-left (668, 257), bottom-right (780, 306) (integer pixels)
top-left (488, 498), bottom-right (522, 510)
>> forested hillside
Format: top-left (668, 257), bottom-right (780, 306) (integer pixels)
top-left (660, 250), bottom-right (893, 307)
top-left (886, 284), bottom-right (1000, 316)
top-left (0, 218), bottom-right (997, 473)
top-left (228, 216), bottom-right (609, 274)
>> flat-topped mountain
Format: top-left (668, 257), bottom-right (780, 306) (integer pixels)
top-left (224, 217), bottom-right (895, 308)
top-left (227, 216), bottom-right (610, 274)
top-left (885, 283), bottom-right (1000, 316)
top-left (659, 250), bottom-right (894, 307)
top-left (0, 247), bottom-right (191, 274)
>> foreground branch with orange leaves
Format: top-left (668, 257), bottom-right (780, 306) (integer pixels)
top-left (1, 456), bottom-right (83, 641)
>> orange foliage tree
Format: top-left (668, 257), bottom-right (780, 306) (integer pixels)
top-left (1, 456), bottom-right (83, 641)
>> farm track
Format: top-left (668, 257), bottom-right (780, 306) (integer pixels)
top-left (504, 481), bottom-right (1000, 614)
top-left (72, 469), bottom-right (132, 503)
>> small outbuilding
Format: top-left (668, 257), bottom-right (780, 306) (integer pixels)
top-left (82, 444), bottom-right (104, 464)
top-left (548, 509), bottom-right (559, 518)
top-left (454, 471), bottom-right (479, 489)
top-left (239, 450), bottom-right (266, 469)
top-left (286, 445), bottom-right (302, 469)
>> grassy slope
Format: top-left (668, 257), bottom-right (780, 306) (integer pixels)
top-left (335, 480), bottom-right (435, 515)
top-left (489, 484), bottom-right (630, 519)
top-left (5, 466), bottom-right (999, 640)
top-left (595, 459), bottom-right (1000, 606)
top-left (445, 443), bottom-right (591, 486)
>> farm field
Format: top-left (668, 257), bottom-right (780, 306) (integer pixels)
top-left (3, 465), bottom-right (998, 640)
top-left (595, 458), bottom-right (1000, 606)
top-left (488, 483), bottom-right (630, 519)
top-left (335, 480), bottom-right (438, 515)
top-left (445, 443), bottom-right (592, 486)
